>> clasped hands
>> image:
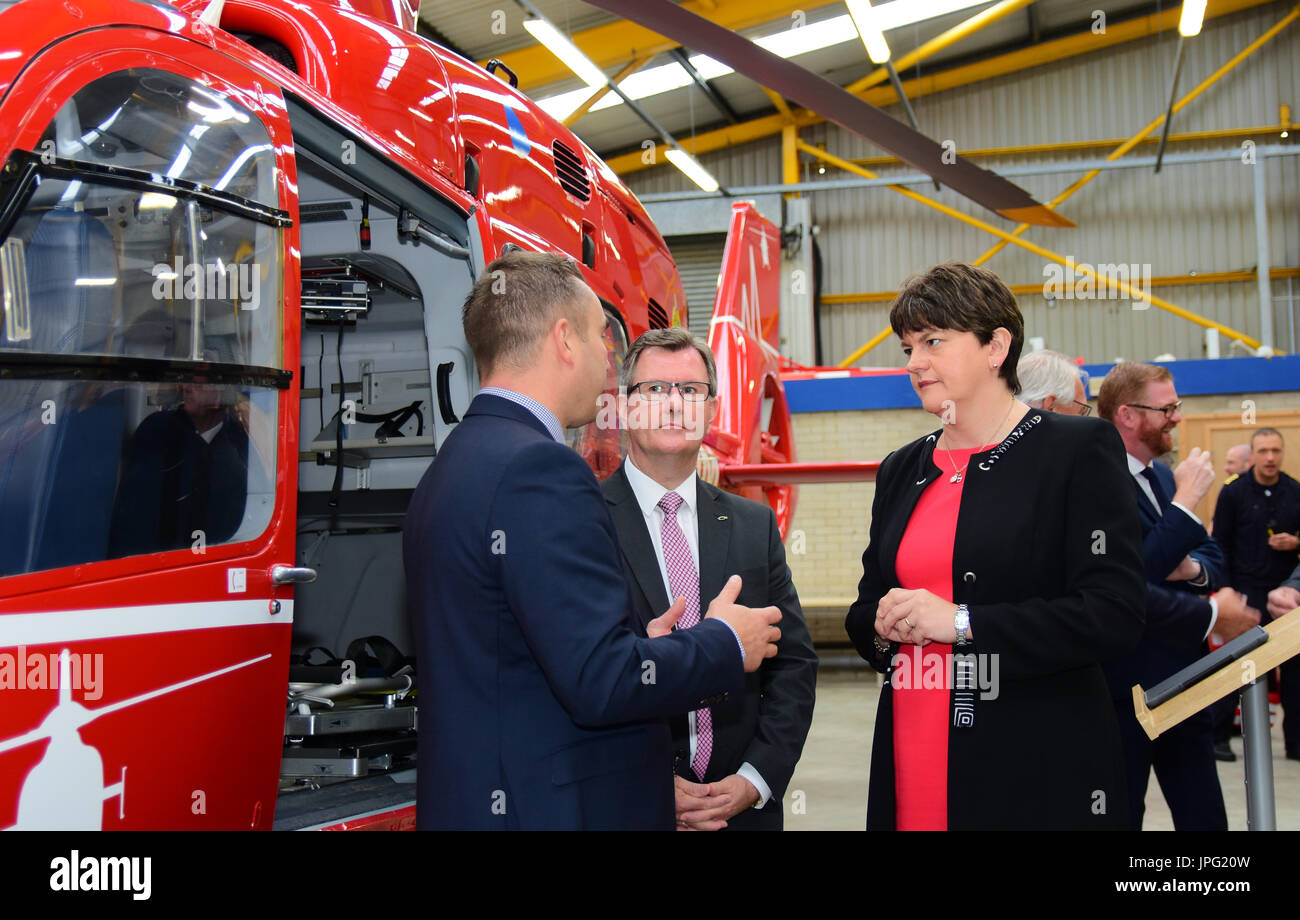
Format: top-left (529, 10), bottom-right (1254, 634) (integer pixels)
top-left (875, 587), bottom-right (960, 646)
top-left (673, 774), bottom-right (760, 831)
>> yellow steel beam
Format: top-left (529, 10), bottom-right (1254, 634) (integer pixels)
top-left (843, 123), bottom-right (1294, 167)
top-left (606, 0), bottom-right (1277, 177)
top-left (972, 1), bottom-right (1300, 265)
top-left (844, 0), bottom-right (1039, 96)
top-left (795, 142), bottom-right (1265, 364)
top-left (822, 267), bottom-right (1300, 304)
top-left (763, 87), bottom-right (794, 121)
top-left (487, 0), bottom-right (837, 92)
top-left (562, 55), bottom-right (650, 127)
top-left (782, 124), bottom-right (799, 196)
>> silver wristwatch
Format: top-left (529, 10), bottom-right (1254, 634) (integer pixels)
top-left (954, 604), bottom-right (971, 646)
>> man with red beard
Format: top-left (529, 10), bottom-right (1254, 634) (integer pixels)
top-left (1098, 362), bottom-right (1258, 830)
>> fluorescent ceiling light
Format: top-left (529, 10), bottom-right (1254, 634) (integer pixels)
top-left (1178, 0), bottom-right (1207, 37)
top-left (74, 277), bottom-right (117, 286)
top-left (533, 0), bottom-right (993, 118)
top-left (845, 0), bottom-right (891, 64)
top-left (689, 55), bottom-right (731, 81)
top-left (535, 88), bottom-right (593, 121)
top-left (138, 192), bottom-right (178, 210)
top-left (601, 62), bottom-right (693, 107)
top-left (753, 14), bottom-right (859, 59)
top-left (665, 148), bottom-right (719, 192)
top-left (522, 18), bottom-right (607, 89)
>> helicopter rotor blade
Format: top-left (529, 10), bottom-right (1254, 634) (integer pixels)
top-left (577, 0), bottom-right (1073, 228)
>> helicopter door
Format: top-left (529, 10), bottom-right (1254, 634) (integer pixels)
top-left (0, 40), bottom-right (300, 829)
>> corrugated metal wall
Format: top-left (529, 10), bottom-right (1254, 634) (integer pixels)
top-left (624, 2), bottom-right (1300, 367)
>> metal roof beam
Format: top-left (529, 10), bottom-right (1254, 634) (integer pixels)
top-left (670, 47), bottom-right (740, 124)
top-left (604, 0), bottom-right (1278, 176)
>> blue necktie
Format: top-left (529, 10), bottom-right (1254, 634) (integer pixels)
top-left (1139, 466), bottom-right (1168, 513)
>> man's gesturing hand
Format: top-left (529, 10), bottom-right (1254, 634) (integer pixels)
top-left (704, 574), bottom-right (781, 672)
top-left (1214, 588), bottom-right (1261, 641)
top-left (1268, 586), bottom-right (1300, 620)
top-left (1172, 447), bottom-right (1216, 508)
top-left (647, 596), bottom-right (686, 638)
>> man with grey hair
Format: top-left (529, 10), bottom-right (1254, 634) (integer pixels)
top-left (602, 327), bottom-right (817, 830)
top-left (1016, 349), bottom-right (1090, 416)
top-left (404, 252), bottom-right (783, 829)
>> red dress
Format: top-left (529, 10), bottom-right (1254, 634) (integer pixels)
top-left (891, 444), bottom-right (984, 831)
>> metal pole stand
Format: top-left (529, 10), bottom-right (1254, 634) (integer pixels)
top-left (1241, 678), bottom-right (1276, 831)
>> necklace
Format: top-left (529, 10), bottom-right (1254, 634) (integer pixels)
top-left (941, 400), bottom-right (1016, 484)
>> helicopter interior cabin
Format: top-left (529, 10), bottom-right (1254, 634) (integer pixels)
top-left (281, 99), bottom-right (478, 789)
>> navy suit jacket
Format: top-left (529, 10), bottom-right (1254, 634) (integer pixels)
top-left (1133, 459), bottom-right (1224, 588)
top-left (404, 394), bottom-right (744, 830)
top-left (1106, 459), bottom-right (1226, 697)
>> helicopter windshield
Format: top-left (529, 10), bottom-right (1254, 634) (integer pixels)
top-left (0, 68), bottom-right (285, 579)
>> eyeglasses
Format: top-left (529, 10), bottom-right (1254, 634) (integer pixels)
top-left (627, 380), bottom-right (714, 402)
top-left (1125, 401), bottom-right (1183, 419)
top-left (1070, 400), bottom-right (1093, 417)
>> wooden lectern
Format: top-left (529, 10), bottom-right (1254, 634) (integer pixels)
top-left (1132, 605), bottom-right (1300, 831)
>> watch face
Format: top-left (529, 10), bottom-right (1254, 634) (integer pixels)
top-left (955, 611), bottom-right (970, 630)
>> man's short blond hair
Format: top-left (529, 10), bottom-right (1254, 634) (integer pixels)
top-left (462, 250), bottom-right (589, 378)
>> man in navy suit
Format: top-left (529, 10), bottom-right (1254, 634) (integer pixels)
top-left (404, 251), bottom-right (783, 830)
top-left (1099, 362), bottom-right (1258, 830)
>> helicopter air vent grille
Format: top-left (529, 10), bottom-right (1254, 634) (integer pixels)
top-left (646, 298), bottom-right (670, 330)
top-left (551, 140), bottom-right (591, 202)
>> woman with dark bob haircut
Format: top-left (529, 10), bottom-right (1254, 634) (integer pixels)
top-left (845, 262), bottom-right (1147, 830)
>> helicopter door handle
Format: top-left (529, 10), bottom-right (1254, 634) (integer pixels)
top-left (271, 565), bottom-right (317, 586)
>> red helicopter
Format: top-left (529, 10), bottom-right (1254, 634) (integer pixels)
top-left (0, 0), bottom-right (1048, 829)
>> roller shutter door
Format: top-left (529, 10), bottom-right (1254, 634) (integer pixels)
top-left (665, 233), bottom-right (726, 336)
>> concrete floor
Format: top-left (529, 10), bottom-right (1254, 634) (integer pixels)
top-left (784, 668), bottom-right (1300, 831)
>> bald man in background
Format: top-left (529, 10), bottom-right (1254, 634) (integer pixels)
top-left (1224, 444), bottom-right (1252, 480)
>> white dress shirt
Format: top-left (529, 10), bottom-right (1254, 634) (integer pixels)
top-left (1126, 453), bottom-right (1218, 637)
top-left (623, 456), bottom-right (772, 808)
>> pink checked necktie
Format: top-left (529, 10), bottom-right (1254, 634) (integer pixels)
top-left (657, 491), bottom-right (712, 780)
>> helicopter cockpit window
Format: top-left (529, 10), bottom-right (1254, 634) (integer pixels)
top-left (43, 69), bottom-right (278, 208)
top-left (0, 67), bottom-right (284, 367)
top-left (0, 68), bottom-right (287, 579)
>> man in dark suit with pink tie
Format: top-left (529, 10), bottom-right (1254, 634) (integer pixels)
top-left (601, 329), bottom-right (817, 830)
